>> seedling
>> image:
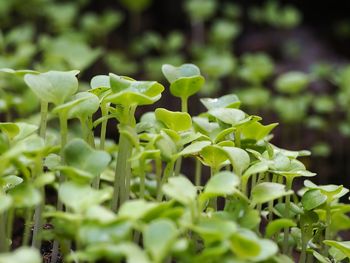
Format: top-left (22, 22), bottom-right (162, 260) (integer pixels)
top-left (0, 64), bottom-right (349, 263)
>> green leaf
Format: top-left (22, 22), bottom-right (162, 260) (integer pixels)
top-left (162, 176), bottom-right (197, 205)
top-left (230, 231), bottom-right (261, 259)
top-left (8, 183), bottom-right (41, 208)
top-left (203, 171), bottom-right (239, 197)
top-left (193, 217), bottom-right (237, 243)
top-left (199, 145), bottom-right (227, 168)
top-left (144, 219), bottom-right (177, 263)
top-left (241, 121), bottom-right (278, 141)
top-left (323, 240), bottom-right (350, 258)
top-left (79, 220), bottom-right (132, 245)
top-left (179, 140), bottom-right (211, 156)
top-left (106, 74), bottom-right (164, 106)
top-left (265, 219), bottom-right (296, 238)
top-left (24, 70), bottom-right (79, 105)
top-left (209, 108), bottom-right (245, 125)
top-left (304, 180), bottom-right (349, 201)
top-left (155, 108), bottom-right (192, 132)
top-left (0, 123), bottom-right (19, 140)
top-left (155, 131), bottom-right (178, 161)
top-left (118, 200), bottom-right (157, 220)
top-left (162, 63), bottom-right (200, 83)
top-left (59, 181), bottom-right (111, 213)
top-left (200, 94), bottom-right (241, 110)
top-left (302, 189), bottom-right (327, 210)
top-left (312, 250), bottom-right (332, 263)
top-left (53, 92), bottom-right (100, 120)
top-left (63, 138), bottom-right (111, 179)
top-left (251, 182), bottom-right (293, 204)
top-left (169, 75), bottom-right (205, 99)
top-left (222, 146), bottom-right (250, 176)
top-left (90, 75), bottom-right (110, 89)
top-left (0, 247), bottom-right (41, 263)
top-left (230, 229), bottom-right (278, 261)
top-left (69, 243), bottom-right (150, 263)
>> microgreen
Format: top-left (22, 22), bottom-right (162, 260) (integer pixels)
top-left (0, 63), bottom-right (349, 263)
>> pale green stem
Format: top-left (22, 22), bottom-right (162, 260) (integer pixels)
top-left (32, 155), bottom-right (44, 249)
top-left (299, 235), bottom-right (307, 263)
top-left (209, 167), bottom-right (219, 210)
top-left (92, 104), bottom-right (109, 190)
top-left (139, 158), bottom-right (145, 199)
top-left (22, 209), bottom-right (33, 246)
top-left (174, 157), bottom-right (182, 177)
top-left (181, 97), bottom-right (188, 113)
top-left (99, 103), bottom-right (109, 151)
top-left (111, 131), bottom-right (132, 211)
top-left (31, 101), bottom-right (48, 249)
top-left (283, 178), bottom-right (293, 254)
top-left (195, 158), bottom-right (202, 186)
top-left (323, 202), bottom-right (332, 256)
top-left (51, 113), bottom-right (69, 262)
top-left (0, 213), bottom-right (7, 252)
top-left (250, 174), bottom-right (257, 197)
top-left (6, 208), bottom-right (14, 250)
top-left (39, 101), bottom-right (48, 139)
top-left (157, 161), bottom-right (175, 201)
top-left (155, 158), bottom-right (162, 198)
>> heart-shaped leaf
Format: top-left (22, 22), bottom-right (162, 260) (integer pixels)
top-left (58, 181), bottom-right (111, 213)
top-left (24, 70), bottom-right (79, 105)
top-left (200, 94), bottom-right (240, 110)
top-left (169, 75), bottom-right (205, 99)
top-left (162, 64), bottom-right (201, 83)
top-left (265, 219), bottom-right (296, 238)
top-left (155, 108), bottom-right (192, 132)
top-left (162, 176), bottom-right (197, 205)
top-left (251, 182), bottom-right (293, 204)
top-left (302, 189), bottom-right (327, 210)
top-left (144, 219), bottom-right (177, 263)
top-left (203, 171), bottom-right (239, 197)
top-left (53, 92), bottom-right (100, 120)
top-left (209, 108), bottom-right (246, 125)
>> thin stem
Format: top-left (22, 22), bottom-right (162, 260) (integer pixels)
top-left (32, 155), bottom-right (44, 249)
top-left (99, 103), bottom-right (109, 151)
top-left (139, 158), bottom-right (145, 199)
top-left (283, 178), bottom-right (293, 254)
top-left (155, 158), bottom-right (162, 198)
top-left (195, 158), bottom-right (202, 186)
top-left (174, 157), bottom-right (182, 177)
top-left (0, 213), bottom-right (7, 252)
top-left (181, 97), bottom-right (188, 113)
top-left (51, 113), bottom-right (69, 262)
top-left (6, 208), bottom-right (14, 250)
top-left (39, 101), bottom-right (48, 139)
top-left (323, 202), bottom-right (332, 256)
top-left (59, 113), bottom-right (68, 149)
top-left (157, 160), bottom-right (175, 201)
top-left (209, 167), bottom-right (218, 210)
top-left (299, 237), bottom-right (307, 263)
top-left (111, 131), bottom-right (132, 211)
top-left (22, 209), bottom-right (33, 246)
top-left (32, 188), bottom-right (45, 249)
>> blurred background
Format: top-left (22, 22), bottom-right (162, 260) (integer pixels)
top-left (1, 0), bottom-right (350, 186)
